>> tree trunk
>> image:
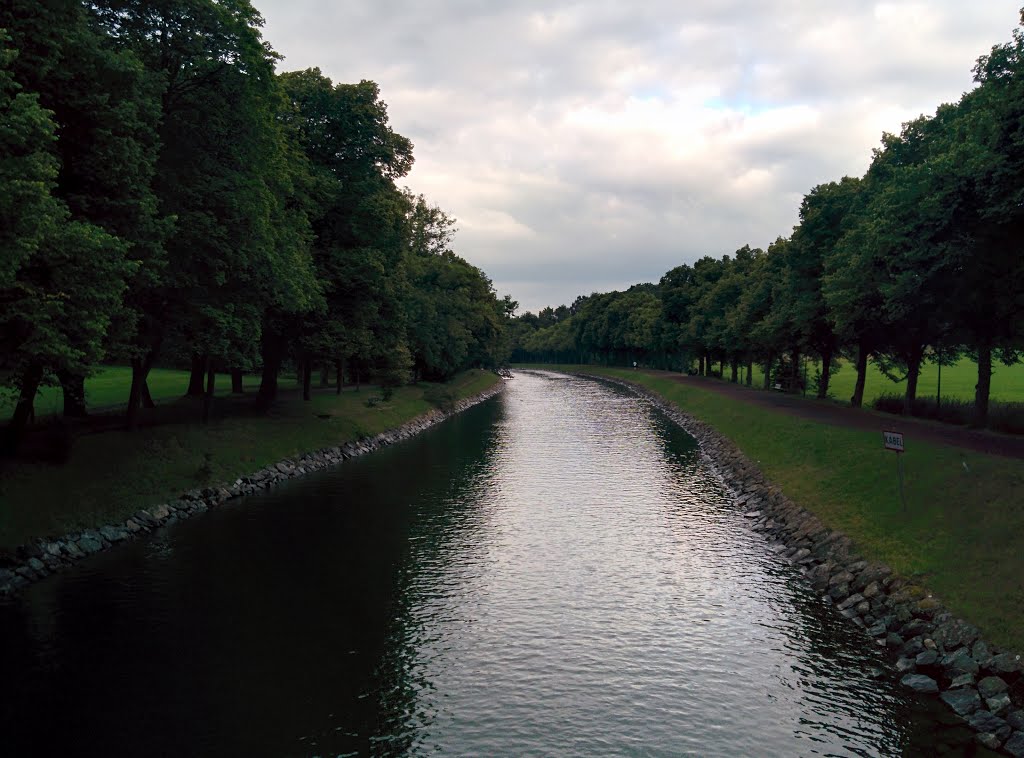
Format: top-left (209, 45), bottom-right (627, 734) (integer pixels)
top-left (202, 358), bottom-right (215, 424)
top-left (319, 364), bottom-right (329, 387)
top-left (256, 329), bottom-right (284, 412)
top-left (903, 346), bottom-right (924, 416)
top-left (790, 348), bottom-right (800, 392)
top-left (141, 374), bottom-right (155, 408)
top-left (817, 346), bottom-right (833, 400)
top-left (7, 364), bottom-right (44, 451)
top-left (355, 366), bottom-right (361, 392)
top-left (336, 359), bottom-right (344, 394)
top-left (187, 353), bottom-right (205, 396)
top-left (851, 342), bottom-right (868, 408)
top-left (698, 354), bottom-right (705, 376)
top-left (58, 370), bottom-right (88, 417)
top-left (745, 360), bottom-right (752, 387)
top-left (974, 342), bottom-right (992, 428)
top-left (302, 357), bottom-right (312, 401)
top-left (730, 358), bottom-right (739, 383)
top-left (763, 354), bottom-right (773, 390)
top-left (230, 368), bottom-right (244, 394)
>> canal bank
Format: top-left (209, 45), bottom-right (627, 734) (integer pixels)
top-left (0, 376), bottom-right (505, 598)
top-left (576, 369), bottom-right (1024, 755)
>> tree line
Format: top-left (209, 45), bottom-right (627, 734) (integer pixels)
top-left (512, 11), bottom-right (1024, 429)
top-left (1, 0), bottom-right (515, 445)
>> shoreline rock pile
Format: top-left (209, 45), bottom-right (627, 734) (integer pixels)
top-left (594, 373), bottom-right (1024, 756)
top-left (0, 380), bottom-right (506, 599)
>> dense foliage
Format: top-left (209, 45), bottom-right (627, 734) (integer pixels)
top-left (0, 0), bottom-right (513, 441)
top-left (512, 11), bottom-right (1024, 428)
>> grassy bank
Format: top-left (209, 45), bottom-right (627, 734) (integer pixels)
top-left (0, 370), bottom-right (500, 551)
top-left (530, 365), bottom-right (1024, 652)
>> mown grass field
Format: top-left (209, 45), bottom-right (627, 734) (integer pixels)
top-left (528, 365), bottom-right (1024, 653)
top-left (0, 365), bottom-right (301, 418)
top-left (745, 356), bottom-right (1024, 403)
top-left (0, 370), bottom-right (499, 551)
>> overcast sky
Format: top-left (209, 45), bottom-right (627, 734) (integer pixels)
top-left (257, 2), bottom-right (1019, 313)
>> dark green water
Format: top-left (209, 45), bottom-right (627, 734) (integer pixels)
top-left (0, 371), bottom-right (986, 756)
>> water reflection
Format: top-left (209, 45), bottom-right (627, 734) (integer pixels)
top-left (0, 370), bottom-right (989, 756)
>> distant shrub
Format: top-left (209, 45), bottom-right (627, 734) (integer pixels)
top-left (872, 393), bottom-right (1024, 432)
top-left (423, 385), bottom-right (456, 413)
top-left (989, 402), bottom-right (1024, 435)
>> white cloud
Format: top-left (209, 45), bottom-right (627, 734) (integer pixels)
top-left (257, 0), bottom-right (1020, 312)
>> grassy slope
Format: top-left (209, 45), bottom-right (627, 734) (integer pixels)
top-left (536, 365), bottom-right (1024, 651)
top-left (745, 356), bottom-right (1024, 403)
top-left (0, 370), bottom-right (499, 551)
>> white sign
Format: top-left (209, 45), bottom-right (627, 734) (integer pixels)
top-left (883, 430), bottom-right (905, 453)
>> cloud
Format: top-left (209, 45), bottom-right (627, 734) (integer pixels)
top-left (257, 0), bottom-right (1020, 312)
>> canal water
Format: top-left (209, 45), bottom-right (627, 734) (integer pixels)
top-left (0, 371), bottom-right (984, 756)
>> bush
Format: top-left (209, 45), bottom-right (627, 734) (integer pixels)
top-left (872, 393), bottom-right (1024, 432)
top-left (422, 384), bottom-right (456, 413)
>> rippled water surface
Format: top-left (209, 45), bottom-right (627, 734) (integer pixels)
top-left (1, 371), bottom-right (984, 756)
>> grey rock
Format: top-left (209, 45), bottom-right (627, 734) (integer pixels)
top-left (27, 557), bottom-right (45, 573)
top-left (978, 676), bottom-right (1009, 699)
top-left (949, 673), bottom-right (976, 689)
top-left (901, 674), bottom-right (938, 694)
top-left (862, 581), bottom-right (881, 599)
top-left (63, 540), bottom-right (84, 558)
top-left (44, 542), bottom-right (63, 557)
top-left (988, 693), bottom-right (1013, 716)
top-left (846, 560), bottom-right (868, 575)
top-left (900, 619), bottom-right (930, 638)
top-left (942, 647), bottom-right (980, 675)
top-left (968, 710), bottom-right (1011, 741)
top-left (867, 621), bottom-right (887, 638)
top-left (933, 618), bottom-right (980, 651)
top-left (886, 632), bottom-right (905, 649)
top-left (896, 657), bottom-right (916, 674)
top-left (77, 536), bottom-right (102, 554)
top-left (134, 510), bottom-right (157, 527)
top-left (15, 566), bottom-right (37, 581)
top-left (838, 593), bottom-right (865, 611)
top-left (829, 570), bottom-right (854, 587)
top-left (1008, 711), bottom-right (1024, 731)
top-left (915, 650), bottom-right (939, 667)
top-left (901, 638), bottom-right (925, 658)
top-left (973, 639), bottom-right (993, 664)
top-left (977, 732), bottom-right (1002, 751)
top-left (923, 638), bottom-right (937, 650)
top-left (940, 687), bottom-right (981, 716)
top-left (855, 601), bottom-right (871, 616)
top-left (991, 653), bottom-right (1023, 674)
top-left (828, 583), bottom-right (850, 601)
top-left (124, 519), bottom-right (143, 533)
top-left (99, 525), bottom-right (128, 542)
top-left (1005, 732), bottom-right (1024, 758)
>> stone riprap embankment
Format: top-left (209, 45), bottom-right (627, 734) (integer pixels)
top-left (0, 380), bottom-right (505, 599)
top-left (588, 372), bottom-right (1024, 757)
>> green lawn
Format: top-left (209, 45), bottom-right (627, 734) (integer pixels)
top-left (0, 365), bottom-right (300, 418)
top-left (0, 370), bottom-right (500, 552)
top-left (742, 356), bottom-right (1024, 403)
top-left (535, 365), bottom-right (1024, 652)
